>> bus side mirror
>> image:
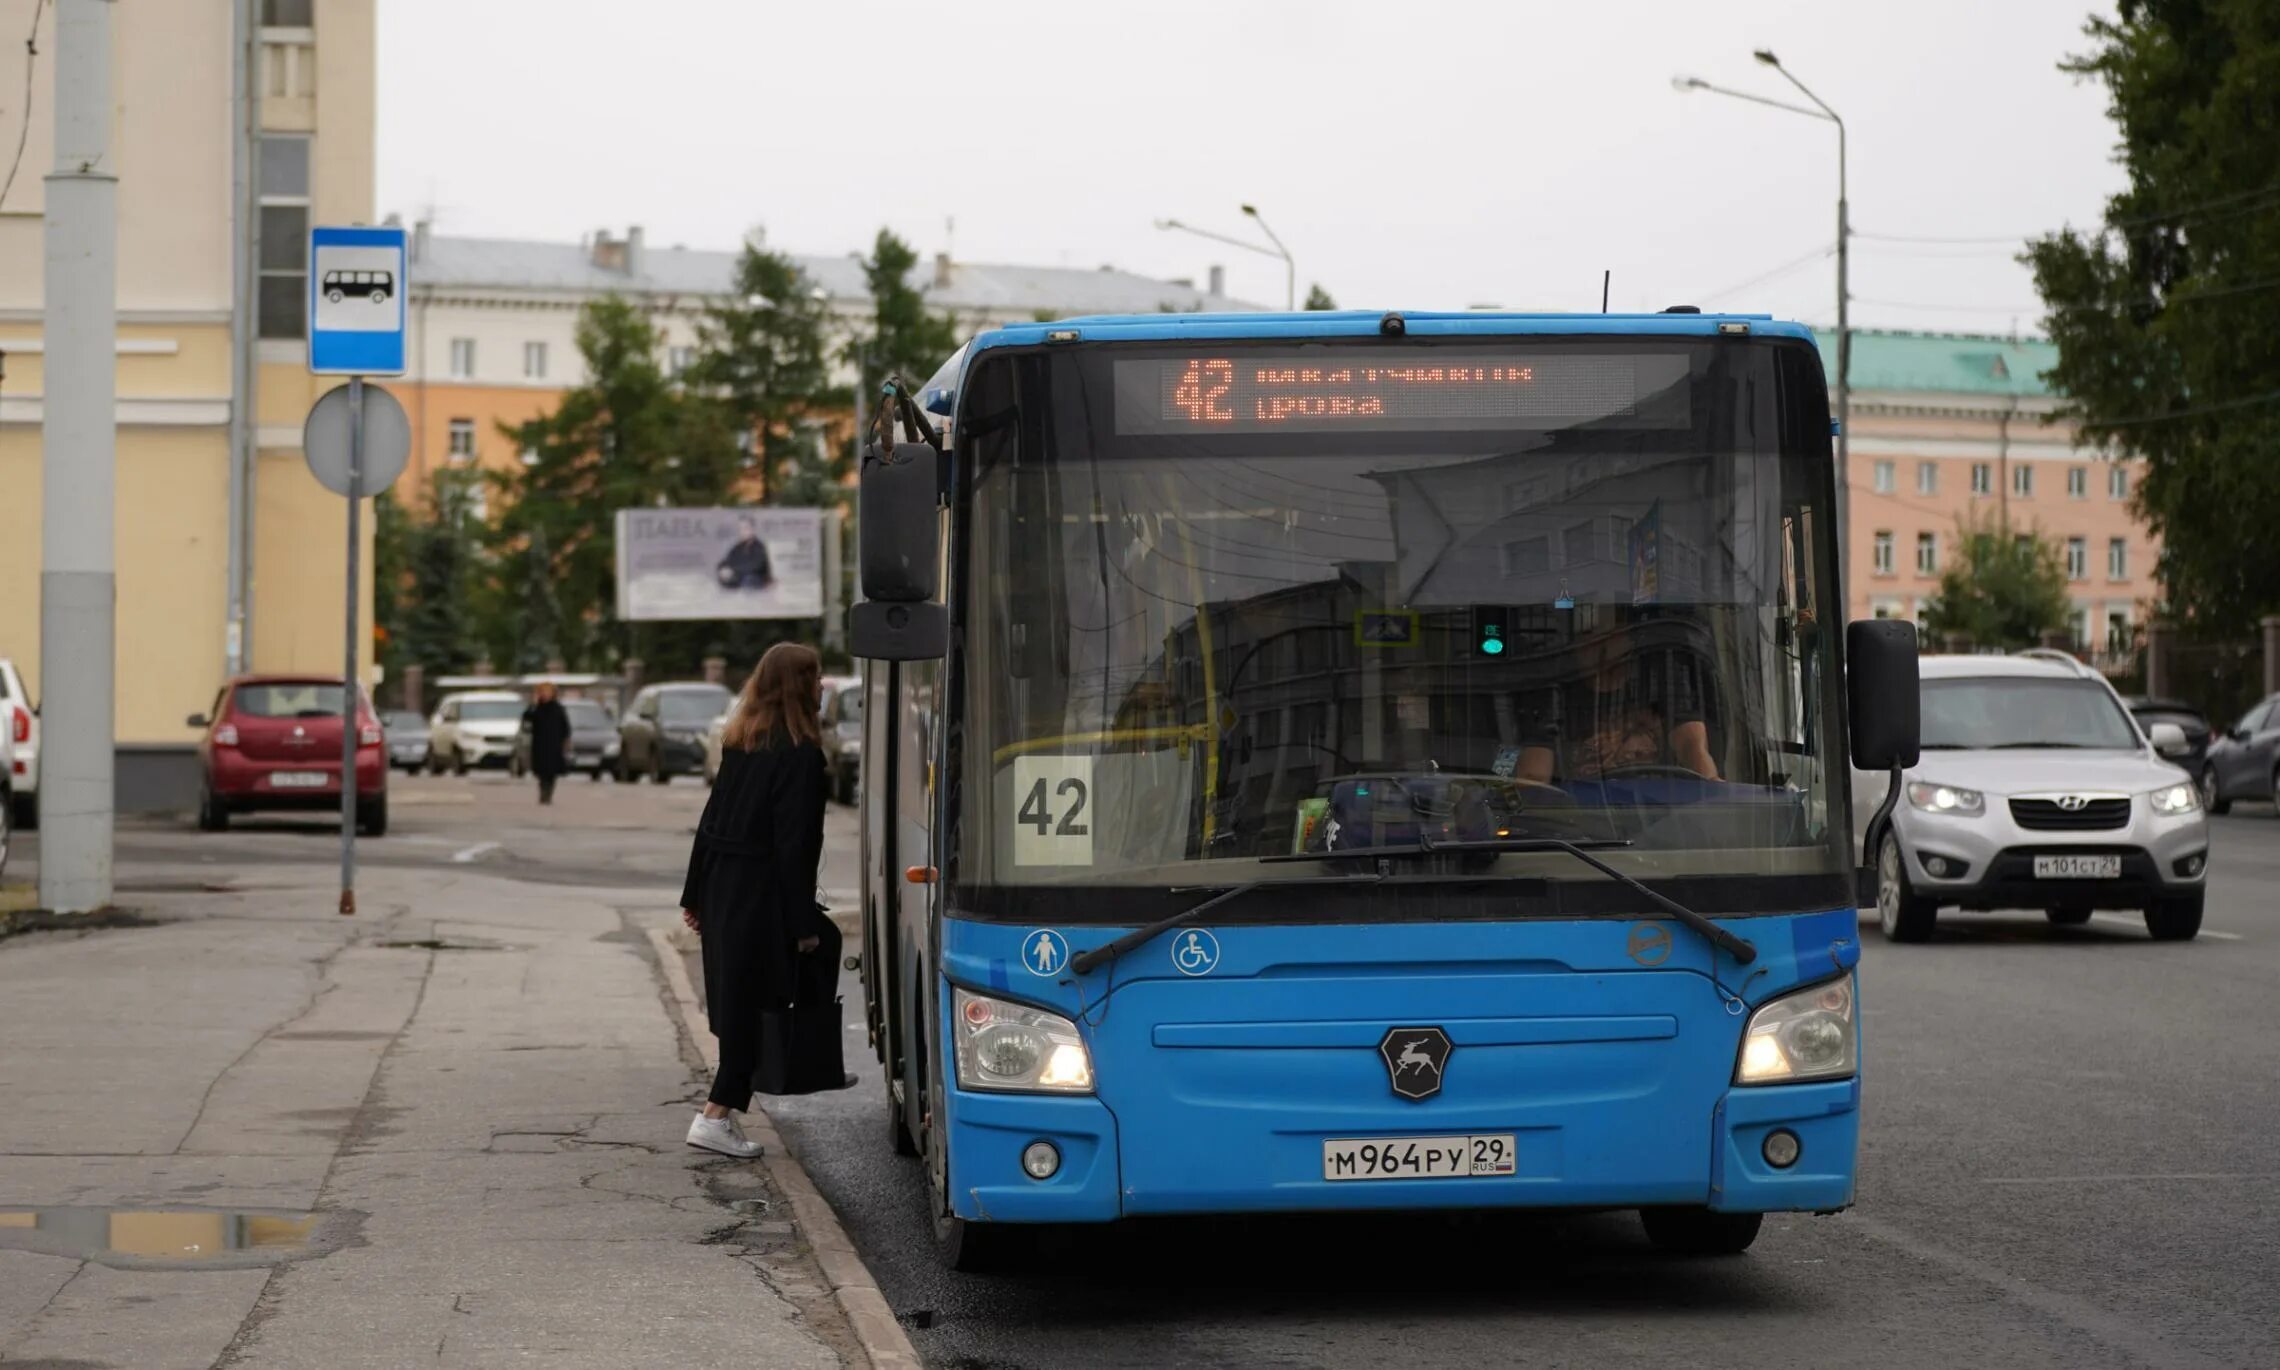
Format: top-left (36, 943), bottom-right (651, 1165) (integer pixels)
top-left (1846, 619), bottom-right (1921, 771)
top-left (849, 439), bottom-right (947, 661)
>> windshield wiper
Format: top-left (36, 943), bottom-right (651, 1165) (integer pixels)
top-left (1274, 836), bottom-right (1757, 965)
top-left (1067, 873), bottom-right (1389, 976)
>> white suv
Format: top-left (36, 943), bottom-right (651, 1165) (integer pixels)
top-left (0, 658), bottom-right (37, 829)
top-left (426, 691), bottom-right (526, 774)
top-left (1855, 654), bottom-right (2209, 943)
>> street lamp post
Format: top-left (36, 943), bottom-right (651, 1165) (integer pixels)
top-left (1674, 54), bottom-right (1850, 578)
top-left (1154, 210), bottom-right (1297, 310)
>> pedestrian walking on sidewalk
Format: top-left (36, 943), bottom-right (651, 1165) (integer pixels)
top-left (677, 642), bottom-right (851, 1159)
top-left (525, 682), bottom-right (572, 806)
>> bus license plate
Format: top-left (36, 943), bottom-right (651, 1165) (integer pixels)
top-left (271, 772), bottom-right (328, 789)
top-left (1322, 1135), bottom-right (1517, 1181)
top-left (2034, 855), bottom-right (2121, 879)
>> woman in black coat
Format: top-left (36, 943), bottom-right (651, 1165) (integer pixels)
top-left (677, 642), bottom-right (848, 1158)
top-left (525, 683), bottom-right (572, 805)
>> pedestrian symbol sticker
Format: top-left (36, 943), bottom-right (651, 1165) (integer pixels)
top-left (1023, 929), bottom-right (1070, 977)
top-left (1172, 928), bottom-right (1220, 977)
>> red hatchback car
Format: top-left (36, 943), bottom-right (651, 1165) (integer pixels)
top-left (190, 676), bottom-right (387, 835)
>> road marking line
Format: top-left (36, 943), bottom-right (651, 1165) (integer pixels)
top-left (450, 842), bottom-right (501, 864)
top-left (1980, 1172), bottom-right (2280, 1185)
top-left (2088, 912), bottom-right (2241, 940)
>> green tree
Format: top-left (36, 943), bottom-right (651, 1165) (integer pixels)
top-left (692, 240), bottom-right (843, 506)
top-left (496, 296), bottom-right (744, 669)
top-left (1922, 515), bottom-right (2073, 650)
top-left (846, 228), bottom-right (961, 402)
top-left (2023, 2), bottom-right (2280, 629)
top-left (393, 468), bottom-right (485, 678)
top-left (1304, 283), bottom-right (1338, 310)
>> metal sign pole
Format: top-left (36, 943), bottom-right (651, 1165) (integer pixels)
top-left (340, 375), bottom-right (363, 915)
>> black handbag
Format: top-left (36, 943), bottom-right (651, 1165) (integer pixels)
top-left (752, 906), bottom-right (846, 1095)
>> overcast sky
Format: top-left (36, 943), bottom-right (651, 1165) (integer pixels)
top-left (378, 0), bottom-right (2123, 335)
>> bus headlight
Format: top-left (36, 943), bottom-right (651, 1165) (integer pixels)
top-left (1735, 975), bottom-right (1857, 1085)
top-left (953, 988), bottom-right (1094, 1094)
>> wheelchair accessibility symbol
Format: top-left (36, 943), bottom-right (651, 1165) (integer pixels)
top-left (1172, 928), bottom-right (1221, 977)
top-left (1023, 929), bottom-right (1070, 977)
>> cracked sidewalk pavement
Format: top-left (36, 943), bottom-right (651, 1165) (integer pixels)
top-left (0, 866), bottom-right (867, 1369)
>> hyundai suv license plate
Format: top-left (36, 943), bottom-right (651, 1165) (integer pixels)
top-left (2034, 854), bottom-right (2121, 879)
top-left (1323, 1135), bottom-right (1517, 1181)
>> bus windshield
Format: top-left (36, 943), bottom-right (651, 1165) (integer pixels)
top-left (952, 337), bottom-right (1847, 918)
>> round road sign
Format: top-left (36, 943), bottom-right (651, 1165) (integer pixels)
top-left (302, 382), bottom-right (411, 497)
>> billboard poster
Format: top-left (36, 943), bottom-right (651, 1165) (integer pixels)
top-left (615, 507), bottom-right (826, 622)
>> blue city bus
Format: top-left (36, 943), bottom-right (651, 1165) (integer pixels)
top-left (849, 310), bottom-right (1919, 1270)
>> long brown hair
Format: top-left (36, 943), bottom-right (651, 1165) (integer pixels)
top-left (723, 642), bottom-right (821, 751)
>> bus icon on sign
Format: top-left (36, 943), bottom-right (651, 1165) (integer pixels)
top-left (323, 269), bottom-right (395, 305)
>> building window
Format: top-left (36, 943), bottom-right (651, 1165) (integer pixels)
top-left (2067, 466), bottom-right (2087, 498)
top-left (1873, 531), bottom-right (1894, 575)
top-left (2015, 534), bottom-right (2034, 557)
top-left (2108, 538), bottom-right (2128, 581)
top-left (523, 341), bottom-right (548, 380)
top-left (254, 135), bottom-right (310, 340)
top-left (2106, 610), bottom-right (2131, 655)
top-left (2066, 536), bottom-right (2087, 581)
top-left (2073, 604), bottom-right (2094, 651)
top-left (467, 481), bottom-right (490, 523)
top-left (261, 0), bottom-right (314, 25)
top-left (1917, 461), bottom-right (1937, 495)
top-left (1916, 532), bottom-right (1937, 575)
top-left (448, 419), bottom-right (475, 461)
top-left (2109, 464), bottom-right (2129, 500)
top-left (449, 338), bottom-right (476, 379)
top-left (2012, 464), bottom-right (2033, 497)
top-left (1873, 460), bottom-right (1894, 494)
top-left (666, 344), bottom-right (698, 377)
top-left (1971, 462), bottom-right (1992, 496)
top-left (1502, 537), bottom-right (1549, 578)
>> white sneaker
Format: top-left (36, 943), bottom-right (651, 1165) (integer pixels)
top-left (686, 1112), bottom-right (763, 1158)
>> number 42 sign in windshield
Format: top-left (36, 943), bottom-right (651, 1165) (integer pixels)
top-left (1013, 756), bottom-right (1093, 866)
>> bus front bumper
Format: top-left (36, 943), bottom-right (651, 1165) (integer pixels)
top-left (945, 1076), bottom-right (1858, 1224)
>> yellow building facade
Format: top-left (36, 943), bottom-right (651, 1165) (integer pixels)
top-left (0, 0), bottom-right (376, 808)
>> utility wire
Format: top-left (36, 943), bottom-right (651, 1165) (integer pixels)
top-left (0, 0), bottom-right (42, 213)
top-left (1857, 182), bottom-right (2280, 249)
top-left (2088, 388), bottom-right (2280, 430)
top-left (1693, 242), bottom-right (1836, 305)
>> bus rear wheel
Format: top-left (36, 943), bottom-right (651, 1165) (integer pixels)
top-left (1640, 1207), bottom-right (1763, 1256)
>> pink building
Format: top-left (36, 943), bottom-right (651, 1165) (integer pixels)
top-left (1818, 330), bottom-right (2151, 665)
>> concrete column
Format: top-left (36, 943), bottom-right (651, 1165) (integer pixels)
top-left (39, 0), bottom-right (119, 915)
top-left (401, 665), bottom-right (424, 716)
top-left (702, 656), bottom-right (726, 685)
top-left (2263, 617), bottom-right (2280, 698)
top-left (2143, 623), bottom-right (2171, 700)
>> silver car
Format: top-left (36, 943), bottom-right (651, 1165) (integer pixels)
top-left (1857, 654), bottom-right (2209, 943)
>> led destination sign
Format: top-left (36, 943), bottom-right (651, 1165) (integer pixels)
top-left (1112, 349), bottom-right (1689, 435)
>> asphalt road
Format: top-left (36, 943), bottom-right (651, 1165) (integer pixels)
top-left (766, 807), bottom-right (2280, 1370)
top-left (17, 776), bottom-right (2276, 1367)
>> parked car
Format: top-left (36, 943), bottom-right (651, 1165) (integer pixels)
top-left (618, 683), bottom-right (733, 783)
top-left (0, 705), bottom-right (14, 879)
top-left (190, 676), bottom-right (387, 835)
top-left (426, 691), bottom-right (526, 774)
top-left (0, 657), bottom-right (38, 829)
top-left (823, 677), bottom-right (863, 804)
top-left (1855, 653), bottom-right (2208, 943)
top-left (2200, 692), bottom-right (2280, 815)
top-left (2120, 696), bottom-right (2210, 780)
top-left (511, 698), bottom-right (618, 780)
top-left (381, 710), bottom-right (431, 774)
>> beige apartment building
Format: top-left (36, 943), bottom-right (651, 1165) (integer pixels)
top-left (1819, 330), bottom-right (2150, 665)
top-left (0, 0), bottom-right (377, 807)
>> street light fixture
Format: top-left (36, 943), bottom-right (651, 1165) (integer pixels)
top-left (1156, 210), bottom-right (1297, 310)
top-left (1674, 53), bottom-right (1851, 571)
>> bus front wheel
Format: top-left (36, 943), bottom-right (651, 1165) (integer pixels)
top-left (1640, 1207), bottom-right (1762, 1256)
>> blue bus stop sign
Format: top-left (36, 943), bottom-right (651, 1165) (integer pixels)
top-left (308, 225), bottom-right (408, 376)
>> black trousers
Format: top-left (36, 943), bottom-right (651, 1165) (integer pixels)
top-left (538, 773), bottom-right (557, 804)
top-left (709, 906), bottom-right (839, 1109)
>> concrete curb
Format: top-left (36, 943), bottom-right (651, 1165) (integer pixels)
top-left (647, 925), bottom-right (919, 1370)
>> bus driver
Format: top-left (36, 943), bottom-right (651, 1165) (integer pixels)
top-left (1508, 612), bottom-right (1721, 785)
